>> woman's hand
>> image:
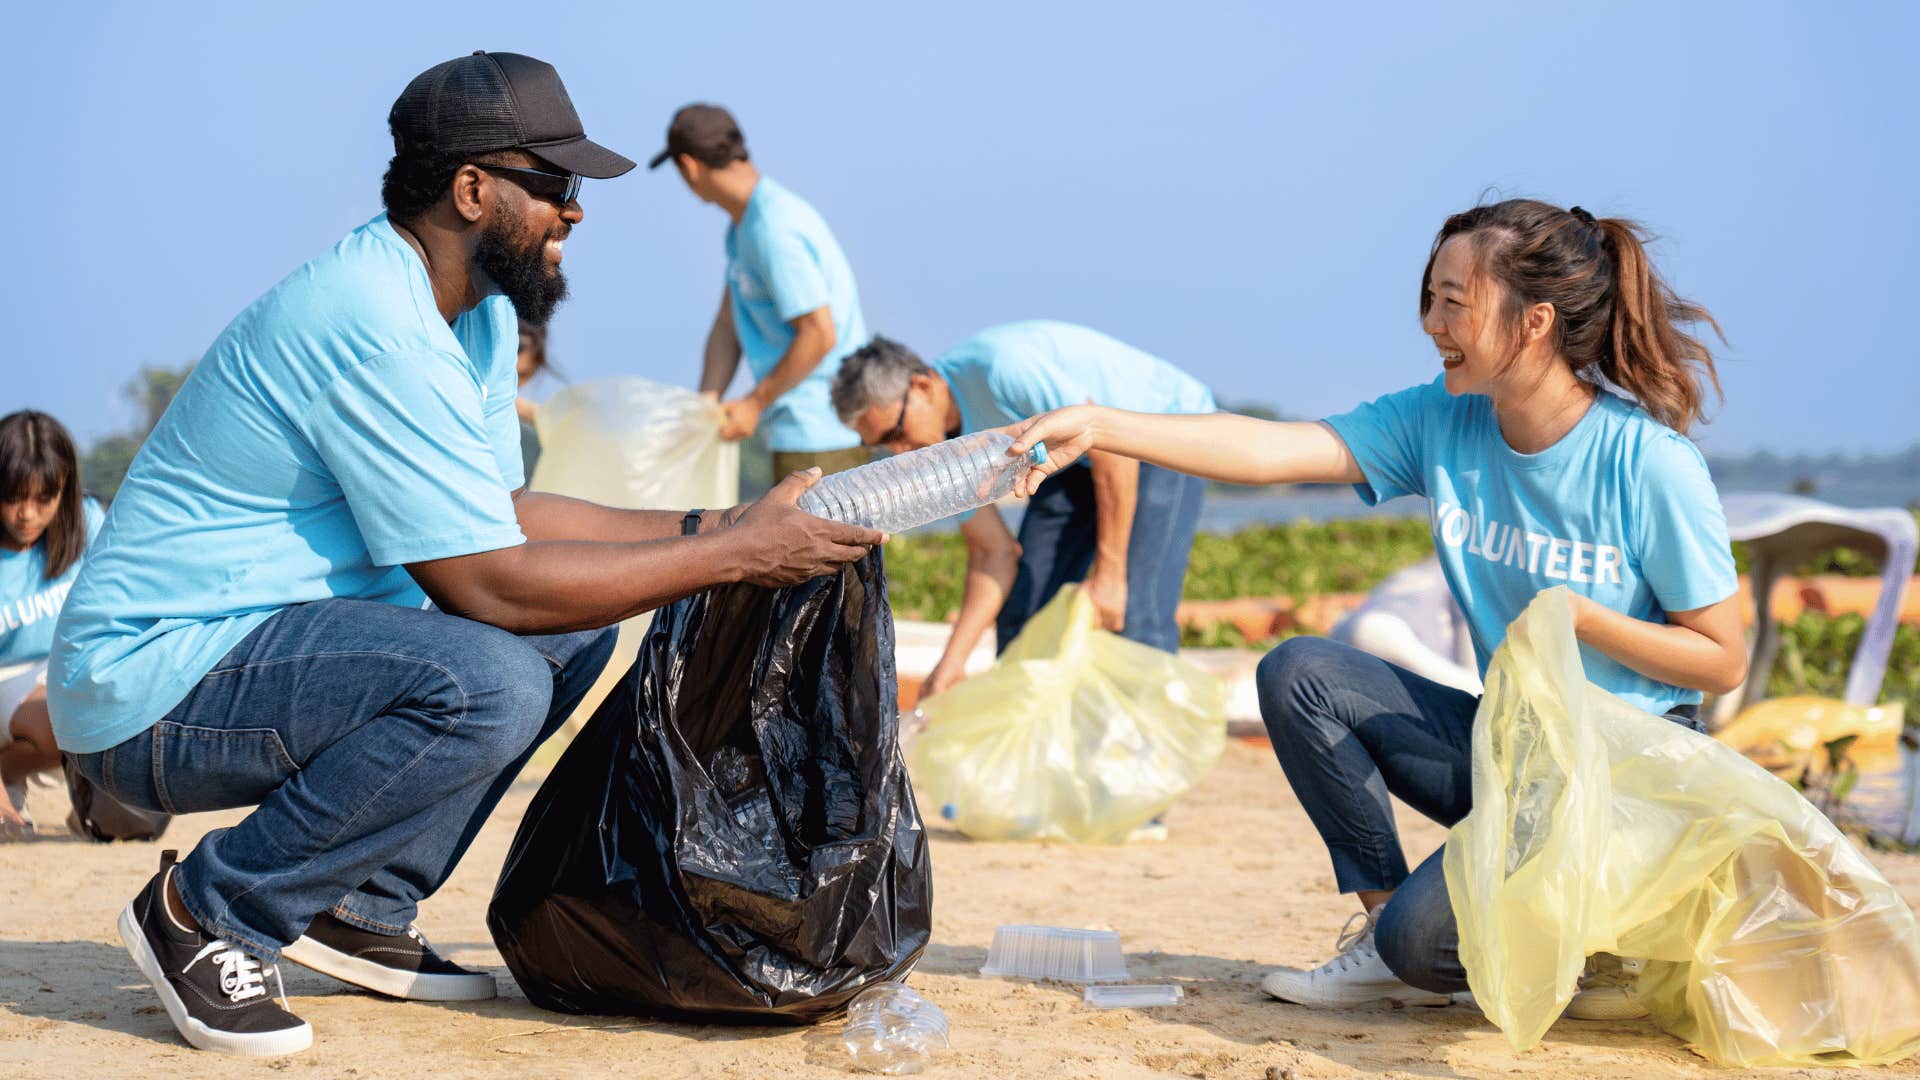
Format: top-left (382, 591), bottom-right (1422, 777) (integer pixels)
top-left (1004, 405), bottom-right (1103, 497)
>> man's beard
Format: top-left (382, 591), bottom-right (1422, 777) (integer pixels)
top-left (474, 203), bottom-right (568, 324)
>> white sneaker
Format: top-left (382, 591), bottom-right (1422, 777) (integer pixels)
top-left (1261, 911), bottom-right (1453, 1008)
top-left (1565, 954), bottom-right (1649, 1020)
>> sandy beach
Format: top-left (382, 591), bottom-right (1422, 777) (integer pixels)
top-left (3, 736), bottom-right (1916, 1079)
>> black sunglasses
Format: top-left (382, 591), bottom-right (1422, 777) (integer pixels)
top-left (873, 384), bottom-right (912, 446)
top-left (475, 163), bottom-right (582, 206)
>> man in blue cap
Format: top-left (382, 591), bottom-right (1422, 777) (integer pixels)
top-left (650, 104), bottom-right (871, 480)
top-left (50, 52), bottom-right (880, 1057)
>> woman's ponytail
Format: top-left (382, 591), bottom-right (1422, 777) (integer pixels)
top-left (1423, 200), bottom-right (1725, 433)
top-left (1593, 217), bottom-right (1723, 433)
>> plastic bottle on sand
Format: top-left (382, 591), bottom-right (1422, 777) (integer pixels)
top-left (841, 982), bottom-right (949, 1074)
top-left (799, 432), bottom-right (1047, 534)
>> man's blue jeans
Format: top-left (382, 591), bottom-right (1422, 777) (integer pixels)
top-left (996, 461), bottom-right (1205, 654)
top-left (72, 598), bottom-right (614, 961)
top-left (1256, 635), bottom-right (1702, 994)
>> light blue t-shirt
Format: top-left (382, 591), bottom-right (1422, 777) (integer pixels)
top-left (0, 498), bottom-right (104, 667)
top-left (726, 177), bottom-right (868, 453)
top-left (931, 320), bottom-right (1217, 434)
top-left (1326, 378), bottom-right (1738, 715)
top-left (49, 215), bottom-right (526, 753)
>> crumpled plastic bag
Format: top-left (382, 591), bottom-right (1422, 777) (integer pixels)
top-left (1447, 586), bottom-right (1920, 1066)
top-left (487, 550), bottom-right (930, 1023)
top-left (908, 585), bottom-right (1226, 844)
top-left (1715, 695), bottom-right (1905, 772)
top-left (530, 377), bottom-right (740, 730)
top-left (531, 376), bottom-right (737, 511)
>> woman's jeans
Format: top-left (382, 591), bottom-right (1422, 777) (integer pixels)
top-left (1257, 635), bottom-right (1701, 994)
top-left (997, 462), bottom-right (1206, 654)
top-left (73, 598), bottom-right (615, 961)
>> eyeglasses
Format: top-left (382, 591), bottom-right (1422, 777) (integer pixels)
top-left (474, 163), bottom-right (582, 206)
top-left (873, 385), bottom-right (912, 447)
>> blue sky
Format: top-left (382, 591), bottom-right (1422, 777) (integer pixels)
top-left (7, 1), bottom-right (1916, 453)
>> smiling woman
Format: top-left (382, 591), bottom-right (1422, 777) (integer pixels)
top-left (999, 194), bottom-right (1747, 1018)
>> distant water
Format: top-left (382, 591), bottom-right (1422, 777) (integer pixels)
top-left (963, 466), bottom-right (1918, 536)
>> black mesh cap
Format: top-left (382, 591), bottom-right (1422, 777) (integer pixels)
top-left (646, 103), bottom-right (748, 170)
top-left (389, 51), bottom-right (636, 179)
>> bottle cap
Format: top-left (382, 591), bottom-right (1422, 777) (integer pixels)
top-left (1026, 443), bottom-right (1048, 466)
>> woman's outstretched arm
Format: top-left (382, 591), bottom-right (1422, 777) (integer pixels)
top-left (1003, 405), bottom-right (1364, 494)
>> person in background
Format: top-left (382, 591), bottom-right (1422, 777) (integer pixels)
top-left (0, 411), bottom-right (103, 838)
top-left (649, 103), bottom-right (870, 478)
top-left (50, 52), bottom-right (879, 1057)
top-left (831, 321), bottom-right (1216, 696)
top-left (514, 319), bottom-right (552, 475)
top-left (1328, 558), bottom-right (1481, 695)
top-left (1004, 200), bottom-right (1744, 1022)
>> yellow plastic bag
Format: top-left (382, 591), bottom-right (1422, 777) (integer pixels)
top-left (908, 585), bottom-right (1226, 843)
top-left (530, 377), bottom-right (738, 737)
top-left (1715, 695), bottom-right (1905, 772)
top-left (531, 376), bottom-right (737, 511)
top-left (1447, 586), bottom-right (1920, 1066)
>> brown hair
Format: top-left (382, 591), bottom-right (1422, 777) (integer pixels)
top-left (517, 319), bottom-right (559, 383)
top-left (1419, 199), bottom-right (1724, 433)
top-left (0, 410), bottom-right (86, 579)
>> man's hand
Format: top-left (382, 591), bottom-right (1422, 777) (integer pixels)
top-left (922, 657), bottom-right (966, 698)
top-left (719, 394), bottom-right (764, 441)
top-left (1083, 565), bottom-right (1128, 633)
top-left (729, 468), bottom-right (886, 586)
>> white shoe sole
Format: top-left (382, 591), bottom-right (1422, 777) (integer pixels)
top-left (117, 902), bottom-right (313, 1056)
top-left (1565, 990), bottom-right (1650, 1021)
top-left (1260, 970), bottom-right (1453, 1009)
top-left (281, 935), bottom-right (496, 1001)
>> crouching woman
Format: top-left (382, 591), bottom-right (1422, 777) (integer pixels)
top-left (1004, 199), bottom-right (1745, 1016)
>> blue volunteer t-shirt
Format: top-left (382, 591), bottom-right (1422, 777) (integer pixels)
top-left (726, 177), bottom-right (867, 453)
top-left (1326, 377), bottom-right (1737, 715)
top-left (49, 215), bottom-right (526, 754)
top-left (0, 498), bottom-right (104, 667)
top-left (931, 320), bottom-right (1217, 433)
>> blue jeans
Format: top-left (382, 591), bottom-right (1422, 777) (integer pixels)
top-left (72, 598), bottom-right (614, 961)
top-left (1256, 635), bottom-right (1702, 993)
top-left (997, 462), bottom-right (1205, 654)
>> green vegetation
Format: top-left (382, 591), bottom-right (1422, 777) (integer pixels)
top-left (1183, 518), bottom-right (1434, 601)
top-left (79, 363), bottom-right (193, 502)
top-left (1771, 612), bottom-right (1920, 711)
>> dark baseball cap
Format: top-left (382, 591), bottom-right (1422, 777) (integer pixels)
top-left (390, 51), bottom-right (636, 179)
top-left (646, 103), bottom-right (748, 170)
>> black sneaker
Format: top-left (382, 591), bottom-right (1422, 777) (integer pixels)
top-left (117, 850), bottom-right (312, 1056)
top-left (282, 910), bottom-right (496, 1001)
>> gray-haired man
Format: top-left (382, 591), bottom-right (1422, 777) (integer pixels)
top-left (831, 321), bottom-right (1214, 696)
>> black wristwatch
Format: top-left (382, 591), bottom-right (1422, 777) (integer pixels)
top-left (682, 509), bottom-right (705, 536)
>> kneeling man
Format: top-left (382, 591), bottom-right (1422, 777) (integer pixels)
top-left (49, 52), bottom-right (878, 1057)
top-left (832, 321), bottom-right (1214, 696)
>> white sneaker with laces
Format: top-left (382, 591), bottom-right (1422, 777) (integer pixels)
top-left (1565, 954), bottom-right (1649, 1020)
top-left (1261, 911), bottom-right (1453, 1008)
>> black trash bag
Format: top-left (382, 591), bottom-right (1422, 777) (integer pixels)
top-left (487, 550), bottom-right (930, 1024)
top-left (62, 753), bottom-right (171, 842)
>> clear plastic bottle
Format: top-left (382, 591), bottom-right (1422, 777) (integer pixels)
top-left (841, 982), bottom-right (949, 1074)
top-left (799, 432), bottom-right (1047, 533)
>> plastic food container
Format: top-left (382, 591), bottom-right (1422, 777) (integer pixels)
top-left (978, 925), bottom-right (1129, 983)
